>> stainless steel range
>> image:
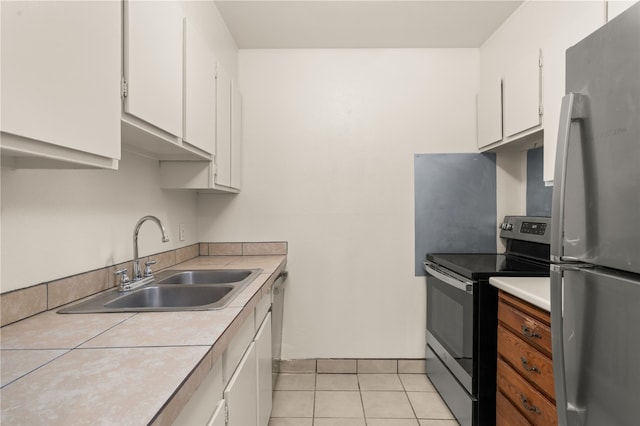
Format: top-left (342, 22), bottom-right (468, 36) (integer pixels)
top-left (424, 215), bottom-right (552, 426)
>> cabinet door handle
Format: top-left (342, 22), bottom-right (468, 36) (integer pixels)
top-left (520, 394), bottom-right (541, 414)
top-left (521, 324), bottom-right (542, 339)
top-left (520, 357), bottom-right (540, 373)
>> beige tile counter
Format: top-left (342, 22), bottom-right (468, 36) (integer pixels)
top-left (0, 255), bottom-right (286, 425)
top-left (489, 276), bottom-right (550, 311)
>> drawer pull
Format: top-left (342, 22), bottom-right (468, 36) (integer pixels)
top-left (521, 324), bottom-right (542, 339)
top-left (520, 394), bottom-right (541, 414)
top-left (520, 357), bottom-right (540, 373)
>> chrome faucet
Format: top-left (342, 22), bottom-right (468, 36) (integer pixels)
top-left (132, 215), bottom-right (170, 281)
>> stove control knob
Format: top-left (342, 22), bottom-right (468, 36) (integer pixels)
top-left (500, 223), bottom-right (507, 230)
top-left (507, 223), bottom-right (513, 231)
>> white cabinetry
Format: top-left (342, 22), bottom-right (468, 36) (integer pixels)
top-left (174, 291), bottom-right (273, 425)
top-left (207, 400), bottom-right (227, 426)
top-left (477, 74), bottom-right (503, 149)
top-left (231, 82), bottom-right (243, 190)
top-left (477, 1), bottom-right (605, 183)
top-left (173, 359), bottom-right (224, 425)
top-left (215, 63), bottom-right (233, 188)
top-left (255, 313), bottom-right (273, 426)
top-left (158, 66), bottom-right (243, 193)
top-left (1, 0), bottom-right (121, 169)
top-left (477, 5), bottom-right (542, 151)
top-left (503, 47), bottom-right (542, 138)
top-left (184, 18), bottom-right (217, 155)
top-left (607, 1), bottom-right (638, 20)
top-left (223, 313), bottom-right (273, 426)
top-left (224, 342), bottom-right (258, 426)
top-left (122, 0), bottom-right (212, 161)
top-left (124, 0), bottom-right (182, 139)
top-left (537, 2), bottom-right (605, 182)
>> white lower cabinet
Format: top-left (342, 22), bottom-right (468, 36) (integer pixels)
top-left (207, 400), bottom-right (227, 426)
top-left (255, 313), bottom-right (273, 426)
top-left (224, 342), bottom-right (258, 426)
top-left (173, 359), bottom-right (224, 425)
top-left (174, 296), bottom-right (273, 425)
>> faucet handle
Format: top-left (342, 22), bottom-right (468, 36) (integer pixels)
top-left (114, 268), bottom-right (130, 285)
top-left (143, 260), bottom-right (157, 278)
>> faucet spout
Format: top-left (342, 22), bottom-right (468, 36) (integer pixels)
top-left (133, 215), bottom-right (170, 280)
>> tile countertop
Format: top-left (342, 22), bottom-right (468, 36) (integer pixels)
top-left (489, 276), bottom-right (551, 312)
top-left (0, 255), bottom-right (287, 425)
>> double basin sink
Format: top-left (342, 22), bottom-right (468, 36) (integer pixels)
top-left (59, 269), bottom-right (262, 313)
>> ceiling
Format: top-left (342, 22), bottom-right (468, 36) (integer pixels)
top-left (214, 1), bottom-right (524, 49)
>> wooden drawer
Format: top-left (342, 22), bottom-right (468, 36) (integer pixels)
top-left (498, 292), bottom-right (552, 355)
top-left (497, 390), bottom-right (531, 426)
top-left (497, 358), bottom-right (557, 426)
top-left (498, 324), bottom-right (555, 400)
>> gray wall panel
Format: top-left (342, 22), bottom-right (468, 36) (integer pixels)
top-left (414, 153), bottom-right (497, 276)
top-left (526, 146), bottom-right (552, 217)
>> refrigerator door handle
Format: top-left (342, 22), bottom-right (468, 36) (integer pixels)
top-left (550, 92), bottom-right (587, 262)
top-left (550, 264), bottom-right (569, 426)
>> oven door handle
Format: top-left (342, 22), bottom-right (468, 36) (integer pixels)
top-left (424, 261), bottom-right (474, 293)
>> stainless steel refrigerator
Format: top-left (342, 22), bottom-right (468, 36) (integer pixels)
top-left (550, 3), bottom-right (640, 426)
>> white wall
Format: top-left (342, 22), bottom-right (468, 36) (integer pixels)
top-left (0, 153), bottom-right (198, 292)
top-left (197, 49), bottom-right (481, 359)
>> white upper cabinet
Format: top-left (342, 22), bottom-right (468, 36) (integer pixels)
top-left (477, 74), bottom-right (503, 149)
top-left (122, 0), bottom-right (212, 160)
top-left (184, 18), bottom-right (217, 155)
top-left (216, 62), bottom-right (233, 188)
top-left (1, 1), bottom-right (121, 169)
top-left (476, 4), bottom-right (543, 151)
top-left (537, 1), bottom-right (605, 182)
top-left (124, 0), bottom-right (183, 139)
top-left (607, 1), bottom-right (638, 20)
top-left (503, 47), bottom-right (542, 138)
top-left (477, 1), bottom-right (605, 183)
top-left (231, 81), bottom-right (243, 190)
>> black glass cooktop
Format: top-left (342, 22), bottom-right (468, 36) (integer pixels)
top-left (425, 253), bottom-right (550, 280)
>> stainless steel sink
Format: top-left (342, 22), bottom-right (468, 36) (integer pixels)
top-left (104, 285), bottom-right (233, 309)
top-left (58, 268), bottom-right (262, 313)
top-left (154, 269), bottom-right (253, 285)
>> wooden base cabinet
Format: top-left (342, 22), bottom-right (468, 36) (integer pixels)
top-left (496, 291), bottom-right (556, 426)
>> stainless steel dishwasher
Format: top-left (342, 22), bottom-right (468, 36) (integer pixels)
top-left (271, 270), bottom-right (288, 387)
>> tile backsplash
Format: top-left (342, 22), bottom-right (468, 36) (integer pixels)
top-left (0, 241), bottom-right (288, 327)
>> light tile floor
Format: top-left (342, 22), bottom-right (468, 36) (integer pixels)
top-left (269, 373), bottom-right (458, 426)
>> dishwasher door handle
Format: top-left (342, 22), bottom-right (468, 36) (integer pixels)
top-left (273, 270), bottom-right (288, 294)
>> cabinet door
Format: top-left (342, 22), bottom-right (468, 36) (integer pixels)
top-left (125, 0), bottom-right (183, 138)
top-left (1, 0), bottom-right (120, 168)
top-left (608, 1), bottom-right (638, 20)
top-left (173, 358), bottom-right (224, 425)
top-left (540, 1), bottom-right (605, 182)
top-left (231, 81), bottom-right (243, 190)
top-left (255, 312), bottom-right (272, 426)
top-left (224, 342), bottom-right (257, 426)
top-left (206, 400), bottom-right (227, 426)
top-left (184, 18), bottom-right (216, 155)
top-left (215, 62), bottom-right (232, 187)
top-left (477, 76), bottom-right (503, 148)
top-left (503, 47), bottom-right (541, 138)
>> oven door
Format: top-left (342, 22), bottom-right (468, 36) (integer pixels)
top-left (425, 261), bottom-right (475, 394)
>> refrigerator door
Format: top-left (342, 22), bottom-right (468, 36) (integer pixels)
top-left (552, 266), bottom-right (640, 426)
top-left (552, 2), bottom-right (640, 274)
